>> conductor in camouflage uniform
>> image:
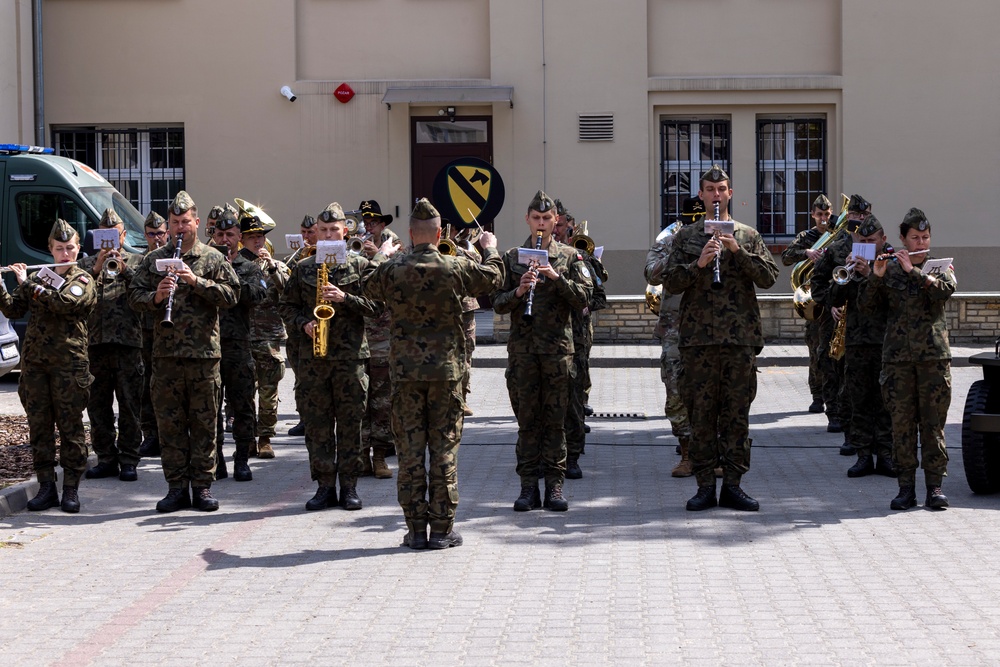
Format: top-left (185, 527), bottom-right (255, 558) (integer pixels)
top-left (129, 191), bottom-right (240, 513)
top-left (284, 214), bottom-right (318, 437)
top-left (80, 208), bottom-right (145, 483)
top-left (492, 190), bottom-right (593, 512)
top-left (864, 208), bottom-right (955, 510)
top-left (364, 198), bottom-right (504, 549)
top-left (279, 202), bottom-right (382, 512)
top-left (0, 219), bottom-right (96, 513)
top-left (138, 211), bottom-right (169, 458)
top-left (212, 210), bottom-right (268, 481)
top-left (663, 165), bottom-right (779, 512)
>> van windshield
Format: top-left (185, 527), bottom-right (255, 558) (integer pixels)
top-left (80, 187), bottom-right (147, 249)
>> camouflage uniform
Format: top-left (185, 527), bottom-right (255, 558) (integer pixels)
top-left (811, 234), bottom-right (851, 433)
top-left (781, 226), bottom-right (827, 405)
top-left (248, 252), bottom-right (289, 441)
top-left (662, 218), bottom-right (779, 488)
top-left (278, 253), bottom-right (381, 490)
top-left (282, 249), bottom-right (307, 414)
top-left (0, 266), bottom-right (96, 487)
top-left (454, 242), bottom-right (482, 400)
top-left (128, 238), bottom-right (239, 490)
top-left (363, 308), bottom-right (394, 463)
top-left (492, 236), bottom-right (593, 488)
top-left (566, 253), bottom-right (608, 462)
top-left (363, 240), bottom-right (503, 536)
top-left (863, 256), bottom-right (956, 488)
top-left (79, 251), bottom-right (144, 469)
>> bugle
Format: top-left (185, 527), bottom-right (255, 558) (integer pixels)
top-left (522, 231), bottom-right (544, 323)
top-left (160, 233), bottom-right (185, 329)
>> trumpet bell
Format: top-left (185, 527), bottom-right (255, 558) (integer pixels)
top-left (348, 237), bottom-right (366, 254)
top-left (644, 283), bottom-right (662, 315)
top-left (832, 265), bottom-right (854, 285)
top-left (793, 284), bottom-right (821, 321)
top-left (571, 233), bottom-right (595, 255)
top-left (438, 237), bottom-right (457, 256)
top-left (104, 257), bottom-right (121, 279)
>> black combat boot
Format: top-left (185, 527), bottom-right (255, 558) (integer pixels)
top-left (685, 485), bottom-right (717, 511)
top-left (428, 530), bottom-right (464, 549)
top-left (925, 485), bottom-right (949, 509)
top-left (827, 419), bottom-right (843, 434)
top-left (403, 522), bottom-right (428, 550)
top-left (839, 440), bottom-right (855, 456)
top-left (305, 485), bottom-right (337, 511)
top-left (719, 484), bottom-right (759, 511)
top-left (566, 455), bottom-right (583, 480)
top-left (61, 485), bottom-right (81, 513)
top-left (808, 398), bottom-right (824, 413)
top-left (513, 484), bottom-right (541, 512)
top-left (874, 456), bottom-right (897, 477)
top-left (138, 436), bottom-right (160, 458)
top-left (543, 482), bottom-right (569, 511)
top-left (233, 444), bottom-right (253, 482)
top-left (192, 487), bottom-right (219, 512)
top-left (890, 485), bottom-right (917, 510)
top-left (85, 461), bottom-right (120, 479)
top-left (847, 454), bottom-right (874, 478)
top-left (119, 464), bottom-right (138, 482)
top-left (288, 421), bottom-right (305, 436)
top-left (27, 481), bottom-right (59, 511)
top-left (340, 480), bottom-right (363, 510)
top-left (156, 487), bottom-right (191, 513)
top-left (215, 442), bottom-right (228, 480)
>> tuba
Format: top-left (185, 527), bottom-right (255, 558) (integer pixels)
top-left (789, 194), bottom-right (850, 320)
top-left (234, 198), bottom-right (277, 230)
top-left (312, 262), bottom-right (335, 358)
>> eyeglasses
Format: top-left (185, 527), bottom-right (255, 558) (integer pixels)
top-left (145, 231), bottom-right (167, 238)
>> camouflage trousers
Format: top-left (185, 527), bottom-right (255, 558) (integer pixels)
top-left (391, 379), bottom-right (465, 534)
top-left (295, 357), bottom-right (368, 486)
top-left (659, 333), bottom-right (692, 441)
top-left (140, 327), bottom-right (157, 441)
top-left (87, 343), bottom-right (143, 467)
top-left (845, 344), bottom-right (892, 459)
top-left (819, 313), bottom-right (847, 428)
top-left (462, 310), bottom-right (476, 397)
top-left (506, 353), bottom-right (571, 486)
top-left (152, 357), bottom-right (220, 488)
top-left (18, 362), bottom-right (93, 486)
top-left (251, 339), bottom-right (285, 439)
top-left (805, 319), bottom-right (823, 401)
top-left (679, 345), bottom-right (757, 487)
top-left (565, 348), bottom-right (586, 457)
top-left (216, 340), bottom-right (257, 454)
top-left (881, 360), bottom-right (951, 487)
top-left (286, 329), bottom-right (302, 412)
top-left (362, 357), bottom-right (394, 451)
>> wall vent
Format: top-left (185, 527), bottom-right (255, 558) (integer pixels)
top-left (578, 113), bottom-right (614, 141)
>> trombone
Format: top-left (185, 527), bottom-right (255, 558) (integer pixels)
top-left (438, 223), bottom-right (457, 256)
top-left (570, 220), bottom-right (595, 255)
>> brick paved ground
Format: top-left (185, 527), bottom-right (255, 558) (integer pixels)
top-left (0, 347), bottom-right (998, 666)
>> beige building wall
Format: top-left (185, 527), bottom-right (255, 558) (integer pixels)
top-left (0, 0), bottom-right (35, 143)
top-left (21, 0), bottom-right (1000, 293)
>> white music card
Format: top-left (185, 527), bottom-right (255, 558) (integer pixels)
top-left (593, 245), bottom-right (605, 260)
top-left (92, 228), bottom-right (121, 251)
top-left (518, 247), bottom-right (550, 267)
top-left (704, 220), bottom-right (735, 235)
top-left (155, 258), bottom-right (185, 273)
top-left (316, 240), bottom-right (347, 265)
top-left (36, 267), bottom-right (66, 290)
top-left (922, 258), bottom-right (953, 276)
top-left (285, 234), bottom-right (303, 250)
top-left (852, 243), bottom-right (876, 261)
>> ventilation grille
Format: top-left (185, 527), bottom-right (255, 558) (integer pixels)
top-left (578, 113), bottom-right (614, 141)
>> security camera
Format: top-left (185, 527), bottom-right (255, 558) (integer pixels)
top-left (280, 86), bottom-right (297, 102)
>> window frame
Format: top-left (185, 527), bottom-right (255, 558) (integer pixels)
top-left (659, 118), bottom-right (732, 231)
top-left (755, 117), bottom-right (827, 243)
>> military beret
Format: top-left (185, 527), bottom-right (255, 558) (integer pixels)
top-left (99, 208), bottom-right (122, 228)
top-left (900, 207), bottom-right (930, 234)
top-left (700, 164), bottom-right (730, 185)
top-left (360, 200), bottom-right (393, 224)
top-left (410, 198), bottom-right (440, 221)
top-left (528, 190), bottom-right (556, 213)
top-left (169, 191), bottom-right (196, 216)
top-left (301, 215), bottom-right (316, 229)
top-left (215, 210), bottom-right (241, 232)
top-left (812, 194), bottom-right (832, 211)
top-left (847, 194), bottom-right (871, 214)
top-left (554, 199), bottom-right (568, 216)
top-left (318, 202), bottom-right (346, 223)
top-left (857, 214), bottom-right (883, 237)
top-left (144, 210), bottom-right (166, 229)
top-left (207, 205), bottom-right (225, 221)
top-left (49, 218), bottom-right (77, 243)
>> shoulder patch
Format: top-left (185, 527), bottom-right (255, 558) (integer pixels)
top-left (76, 274), bottom-right (90, 285)
top-left (576, 253), bottom-right (584, 261)
top-left (69, 284), bottom-right (85, 297)
top-left (580, 265), bottom-right (591, 279)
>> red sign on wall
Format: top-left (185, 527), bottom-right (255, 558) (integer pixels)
top-left (334, 83), bottom-right (355, 104)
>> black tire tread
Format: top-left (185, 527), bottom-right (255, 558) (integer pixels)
top-left (962, 379), bottom-right (1000, 494)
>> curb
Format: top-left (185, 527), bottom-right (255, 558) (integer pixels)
top-left (473, 355), bottom-right (977, 370)
top-left (0, 454), bottom-right (94, 519)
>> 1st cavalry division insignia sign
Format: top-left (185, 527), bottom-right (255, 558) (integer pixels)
top-left (431, 157), bottom-right (505, 228)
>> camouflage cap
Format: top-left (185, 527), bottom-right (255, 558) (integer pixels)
top-left (812, 194), bottom-right (832, 211)
top-left (847, 194), bottom-right (871, 214)
top-left (554, 199), bottom-right (568, 216)
top-left (318, 202), bottom-right (346, 223)
top-left (700, 164), bottom-right (730, 185)
top-left (215, 209), bottom-right (240, 232)
top-left (301, 214), bottom-right (316, 229)
top-left (144, 210), bottom-right (166, 229)
top-left (857, 214), bottom-right (883, 237)
top-left (900, 207), bottom-right (930, 233)
top-left (169, 190), bottom-right (196, 216)
top-left (99, 207), bottom-right (123, 228)
top-left (49, 218), bottom-right (77, 243)
top-left (528, 190), bottom-right (556, 213)
top-left (207, 205), bottom-right (225, 221)
top-left (410, 198), bottom-right (440, 221)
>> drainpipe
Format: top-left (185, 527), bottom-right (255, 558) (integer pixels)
top-left (541, 0), bottom-right (546, 189)
top-left (33, 0), bottom-right (44, 146)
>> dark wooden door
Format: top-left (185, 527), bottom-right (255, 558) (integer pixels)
top-left (410, 116), bottom-right (492, 215)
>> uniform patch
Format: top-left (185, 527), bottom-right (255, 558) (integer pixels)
top-left (77, 275), bottom-right (90, 284)
top-left (69, 284), bottom-right (84, 297)
top-left (581, 266), bottom-right (591, 279)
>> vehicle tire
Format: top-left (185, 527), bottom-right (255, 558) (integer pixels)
top-left (962, 379), bottom-right (1000, 494)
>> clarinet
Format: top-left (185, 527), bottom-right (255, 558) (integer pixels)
top-left (711, 202), bottom-right (723, 290)
top-left (522, 231), bottom-right (544, 323)
top-left (160, 232), bottom-right (185, 329)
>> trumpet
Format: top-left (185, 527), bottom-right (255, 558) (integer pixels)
top-left (104, 255), bottom-right (122, 279)
top-left (349, 233), bottom-right (372, 254)
top-left (438, 223), bottom-right (457, 256)
top-left (312, 261), bottom-right (335, 358)
top-left (832, 263), bottom-right (855, 285)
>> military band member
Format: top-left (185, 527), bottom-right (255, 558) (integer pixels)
top-left (129, 191), bottom-right (240, 513)
top-left (663, 165), bottom-right (779, 512)
top-left (492, 190), bottom-right (593, 512)
top-left (212, 210), bottom-right (268, 481)
top-left (285, 214), bottom-right (318, 438)
top-left (138, 211), bottom-right (169, 458)
top-left (80, 208), bottom-right (144, 482)
top-left (448, 220), bottom-right (483, 417)
top-left (363, 198), bottom-right (504, 549)
top-left (279, 202), bottom-right (382, 512)
top-left (358, 200), bottom-right (398, 257)
top-left (781, 194), bottom-right (833, 414)
top-left (865, 208), bottom-right (955, 510)
top-left (0, 219), bottom-right (96, 513)
top-left (205, 205), bottom-right (224, 242)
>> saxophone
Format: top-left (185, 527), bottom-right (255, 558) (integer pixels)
top-left (829, 304), bottom-right (847, 361)
top-left (312, 262), bottom-right (335, 358)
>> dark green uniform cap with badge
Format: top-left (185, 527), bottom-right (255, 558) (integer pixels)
top-left (847, 194), bottom-right (871, 214)
top-left (812, 194), bottom-right (832, 211)
top-left (410, 198), bottom-right (440, 221)
top-left (700, 164), bottom-right (730, 186)
top-left (99, 208), bottom-right (122, 228)
top-left (900, 207), bottom-right (930, 234)
top-left (144, 211), bottom-right (166, 229)
top-left (49, 218), bottom-right (77, 243)
top-left (169, 191), bottom-right (196, 216)
top-left (554, 199), bottom-right (568, 216)
top-left (301, 214), bottom-right (316, 229)
top-left (857, 214), bottom-right (883, 237)
top-left (318, 202), bottom-right (346, 223)
top-left (528, 190), bottom-right (556, 213)
top-left (207, 206), bottom-right (225, 222)
top-left (216, 210), bottom-right (241, 232)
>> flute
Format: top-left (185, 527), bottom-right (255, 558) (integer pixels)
top-left (522, 231), bottom-right (544, 323)
top-left (875, 248), bottom-right (930, 262)
top-left (160, 233), bottom-right (185, 329)
top-left (0, 261), bottom-right (79, 273)
top-left (711, 201), bottom-right (723, 290)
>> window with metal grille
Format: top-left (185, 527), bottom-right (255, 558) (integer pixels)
top-left (51, 127), bottom-right (186, 218)
top-left (756, 118), bottom-right (826, 242)
top-left (578, 113), bottom-right (614, 141)
top-left (659, 119), bottom-right (731, 230)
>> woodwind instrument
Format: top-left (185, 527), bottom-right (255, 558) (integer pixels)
top-left (522, 231), bottom-right (544, 323)
top-left (312, 261), bottom-right (335, 358)
top-left (160, 233), bottom-right (184, 329)
top-left (0, 261), bottom-right (79, 273)
top-left (711, 202), bottom-right (723, 290)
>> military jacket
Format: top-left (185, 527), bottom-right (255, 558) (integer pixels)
top-left (829, 269), bottom-right (889, 348)
top-left (861, 256), bottom-right (956, 363)
top-left (810, 233), bottom-right (852, 311)
top-left (128, 239), bottom-right (240, 359)
top-left (571, 253), bottom-right (609, 347)
top-left (279, 253), bottom-right (381, 361)
top-left (492, 236), bottom-right (593, 355)
top-left (663, 218), bottom-right (778, 349)
top-left (244, 250), bottom-right (289, 342)
top-left (364, 243), bottom-right (504, 382)
top-left (645, 231), bottom-right (683, 339)
top-left (0, 266), bottom-right (96, 368)
top-left (780, 227), bottom-right (823, 267)
top-left (455, 243), bottom-right (483, 313)
top-left (219, 251), bottom-right (268, 342)
top-left (79, 252), bottom-right (143, 347)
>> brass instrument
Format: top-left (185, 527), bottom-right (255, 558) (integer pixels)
top-left (832, 263), bottom-right (855, 286)
top-left (438, 223), bottom-right (457, 256)
top-left (234, 198), bottom-right (277, 231)
top-left (789, 194), bottom-right (851, 320)
top-left (104, 256), bottom-right (122, 279)
top-left (829, 304), bottom-right (847, 361)
top-left (644, 221), bottom-right (682, 315)
top-left (348, 233), bottom-right (372, 254)
top-left (570, 220), bottom-right (595, 255)
top-left (312, 261), bottom-right (335, 358)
